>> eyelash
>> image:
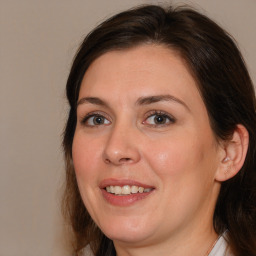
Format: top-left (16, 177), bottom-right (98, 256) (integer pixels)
top-left (143, 110), bottom-right (176, 127)
top-left (80, 110), bottom-right (176, 127)
top-left (80, 112), bottom-right (111, 127)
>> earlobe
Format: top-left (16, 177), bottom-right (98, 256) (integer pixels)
top-left (215, 124), bottom-right (249, 182)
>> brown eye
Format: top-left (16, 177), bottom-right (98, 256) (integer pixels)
top-left (93, 116), bottom-right (105, 125)
top-left (154, 115), bottom-right (167, 124)
top-left (83, 114), bottom-right (111, 126)
top-left (144, 112), bottom-right (175, 126)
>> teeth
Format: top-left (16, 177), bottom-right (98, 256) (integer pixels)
top-left (110, 186), bottom-right (115, 193)
top-left (114, 186), bottom-right (122, 195)
top-left (131, 185), bottom-right (138, 193)
top-left (122, 185), bottom-right (130, 195)
top-left (105, 185), bottom-right (152, 195)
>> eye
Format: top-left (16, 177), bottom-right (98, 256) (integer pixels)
top-left (143, 111), bottom-right (175, 126)
top-left (82, 114), bottom-right (111, 126)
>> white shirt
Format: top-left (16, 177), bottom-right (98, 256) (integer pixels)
top-left (208, 232), bottom-right (233, 256)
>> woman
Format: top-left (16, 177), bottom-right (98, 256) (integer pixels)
top-left (62, 4), bottom-right (256, 256)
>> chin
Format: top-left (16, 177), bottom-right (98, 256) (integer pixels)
top-left (99, 216), bottom-right (154, 244)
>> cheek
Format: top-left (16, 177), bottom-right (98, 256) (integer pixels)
top-left (145, 132), bottom-right (215, 183)
top-left (146, 139), bottom-right (197, 176)
top-left (72, 132), bottom-right (103, 181)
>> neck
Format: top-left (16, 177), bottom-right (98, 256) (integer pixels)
top-left (114, 227), bottom-right (218, 256)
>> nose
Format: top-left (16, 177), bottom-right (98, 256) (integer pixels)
top-left (102, 122), bottom-right (141, 165)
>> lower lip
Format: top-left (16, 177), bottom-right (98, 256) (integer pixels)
top-left (101, 189), bottom-right (153, 206)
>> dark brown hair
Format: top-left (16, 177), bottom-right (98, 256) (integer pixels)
top-left (62, 4), bottom-right (256, 256)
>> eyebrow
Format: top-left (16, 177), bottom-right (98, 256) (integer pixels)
top-left (136, 94), bottom-right (190, 111)
top-left (77, 97), bottom-right (110, 108)
top-left (77, 94), bottom-right (189, 111)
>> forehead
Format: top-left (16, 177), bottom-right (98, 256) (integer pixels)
top-left (79, 44), bottom-right (202, 108)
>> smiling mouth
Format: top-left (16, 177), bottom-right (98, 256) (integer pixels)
top-left (105, 185), bottom-right (153, 195)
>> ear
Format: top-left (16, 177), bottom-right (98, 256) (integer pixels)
top-left (215, 124), bottom-right (249, 182)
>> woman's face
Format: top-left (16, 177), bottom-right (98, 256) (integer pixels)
top-left (72, 45), bottom-right (222, 247)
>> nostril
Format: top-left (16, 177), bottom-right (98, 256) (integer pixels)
top-left (119, 157), bottom-right (132, 163)
top-left (104, 159), bottom-right (111, 164)
top-left (104, 157), bottom-right (133, 165)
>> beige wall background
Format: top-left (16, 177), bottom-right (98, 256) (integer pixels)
top-left (0, 0), bottom-right (255, 255)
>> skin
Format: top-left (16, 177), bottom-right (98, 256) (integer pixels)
top-left (72, 44), bottom-right (226, 256)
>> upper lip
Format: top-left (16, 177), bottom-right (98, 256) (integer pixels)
top-left (99, 178), bottom-right (155, 189)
